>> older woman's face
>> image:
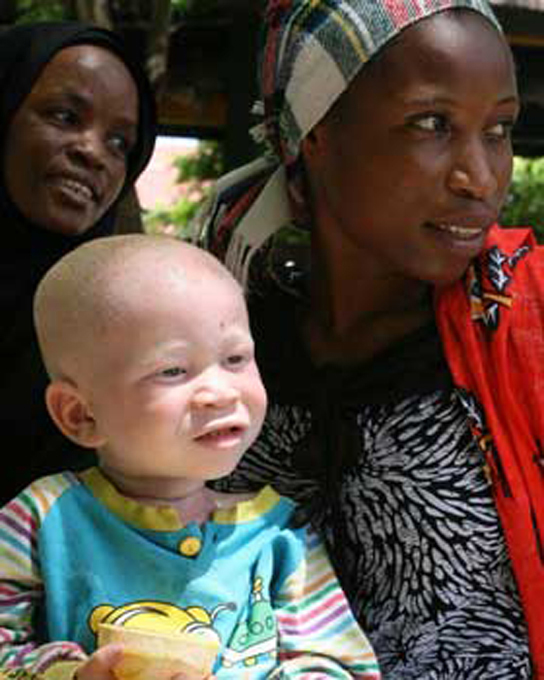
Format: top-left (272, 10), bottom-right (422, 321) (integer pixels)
top-left (303, 11), bottom-right (519, 287)
top-left (4, 44), bottom-right (138, 236)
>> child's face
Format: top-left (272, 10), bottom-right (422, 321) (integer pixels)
top-left (83, 270), bottom-right (267, 499)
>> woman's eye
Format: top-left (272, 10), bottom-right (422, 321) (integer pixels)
top-left (486, 120), bottom-right (514, 141)
top-left (109, 132), bottom-right (133, 157)
top-left (412, 114), bottom-right (449, 133)
top-left (50, 108), bottom-right (78, 126)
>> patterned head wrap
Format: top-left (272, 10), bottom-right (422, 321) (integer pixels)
top-left (199, 0), bottom-right (503, 291)
top-left (258, 0), bottom-right (501, 166)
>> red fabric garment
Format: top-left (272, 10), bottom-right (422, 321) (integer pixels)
top-left (436, 225), bottom-right (544, 678)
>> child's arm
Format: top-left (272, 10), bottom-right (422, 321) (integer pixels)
top-left (271, 528), bottom-right (381, 679)
top-left (0, 492), bottom-right (87, 679)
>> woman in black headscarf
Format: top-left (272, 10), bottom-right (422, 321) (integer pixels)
top-left (0, 22), bottom-right (157, 503)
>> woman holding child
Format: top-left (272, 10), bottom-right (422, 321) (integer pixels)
top-left (199, 0), bottom-right (544, 677)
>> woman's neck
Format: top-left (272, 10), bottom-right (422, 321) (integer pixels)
top-left (305, 233), bottom-right (433, 365)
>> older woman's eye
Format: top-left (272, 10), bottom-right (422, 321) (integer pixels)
top-left (49, 107), bottom-right (78, 126)
top-left (108, 132), bottom-right (133, 157)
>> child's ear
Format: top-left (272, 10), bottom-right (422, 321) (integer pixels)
top-left (45, 380), bottom-right (105, 449)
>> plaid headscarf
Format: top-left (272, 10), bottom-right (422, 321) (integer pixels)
top-left (257, 0), bottom-right (501, 165)
top-left (198, 0), bottom-right (503, 290)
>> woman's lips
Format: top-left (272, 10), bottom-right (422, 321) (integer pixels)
top-left (58, 177), bottom-right (94, 201)
top-left (49, 174), bottom-right (99, 207)
top-left (431, 222), bottom-right (486, 240)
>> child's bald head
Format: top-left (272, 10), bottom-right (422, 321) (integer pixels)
top-left (34, 234), bottom-right (243, 382)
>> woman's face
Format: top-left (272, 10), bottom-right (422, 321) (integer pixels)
top-left (4, 44), bottom-right (138, 236)
top-left (303, 10), bottom-right (519, 287)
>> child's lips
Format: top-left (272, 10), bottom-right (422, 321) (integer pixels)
top-left (194, 424), bottom-right (246, 447)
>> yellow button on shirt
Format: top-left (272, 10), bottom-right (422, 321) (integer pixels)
top-left (178, 536), bottom-right (202, 557)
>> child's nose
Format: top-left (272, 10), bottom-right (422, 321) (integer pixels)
top-left (192, 370), bottom-right (239, 408)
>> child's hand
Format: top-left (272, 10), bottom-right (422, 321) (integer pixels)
top-left (73, 646), bottom-right (216, 680)
top-left (73, 643), bottom-right (123, 679)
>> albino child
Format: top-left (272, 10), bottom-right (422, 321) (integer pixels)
top-left (0, 235), bottom-right (381, 680)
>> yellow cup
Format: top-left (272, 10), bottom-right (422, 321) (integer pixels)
top-left (97, 623), bottom-right (219, 680)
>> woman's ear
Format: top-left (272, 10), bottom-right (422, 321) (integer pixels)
top-left (300, 121), bottom-right (334, 182)
top-left (300, 126), bottom-right (322, 163)
top-left (302, 112), bottom-right (337, 157)
top-left (300, 123), bottom-right (331, 202)
top-left (45, 380), bottom-right (105, 449)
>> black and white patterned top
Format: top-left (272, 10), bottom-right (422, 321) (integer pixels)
top-left (214, 291), bottom-right (532, 679)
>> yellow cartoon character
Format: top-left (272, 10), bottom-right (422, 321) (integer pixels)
top-left (89, 600), bottom-right (236, 680)
top-left (89, 599), bottom-right (235, 646)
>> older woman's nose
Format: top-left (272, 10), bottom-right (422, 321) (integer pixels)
top-left (70, 129), bottom-right (107, 168)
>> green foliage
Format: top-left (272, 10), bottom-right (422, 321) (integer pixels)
top-left (171, 0), bottom-right (229, 17)
top-left (143, 140), bottom-right (225, 240)
top-left (14, 0), bottom-right (219, 24)
top-left (174, 140), bottom-right (224, 183)
top-left (145, 197), bottom-right (203, 239)
top-left (15, 0), bottom-right (69, 22)
top-left (171, 0), bottom-right (191, 11)
top-left (501, 157), bottom-right (544, 242)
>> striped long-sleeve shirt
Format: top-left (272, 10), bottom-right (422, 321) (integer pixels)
top-left (0, 468), bottom-right (380, 679)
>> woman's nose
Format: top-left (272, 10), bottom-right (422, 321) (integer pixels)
top-left (70, 129), bottom-right (107, 168)
top-left (447, 138), bottom-right (498, 200)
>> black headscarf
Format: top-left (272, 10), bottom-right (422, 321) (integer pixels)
top-left (0, 22), bottom-right (157, 504)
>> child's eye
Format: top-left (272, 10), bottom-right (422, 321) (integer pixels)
top-left (227, 354), bottom-right (245, 367)
top-left (226, 350), bottom-right (253, 369)
top-left (158, 366), bottom-right (186, 379)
